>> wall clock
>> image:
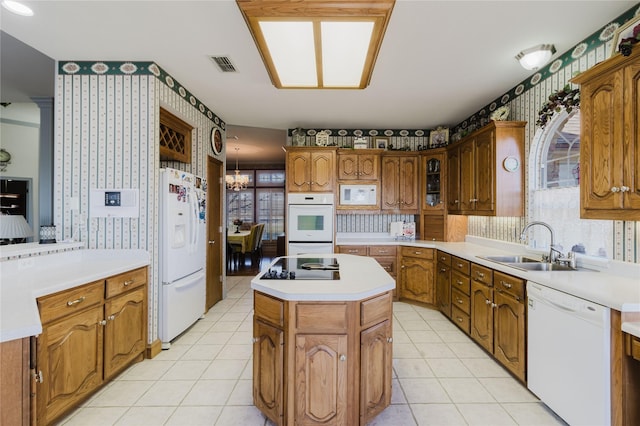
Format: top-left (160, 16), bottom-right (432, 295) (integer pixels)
top-left (503, 156), bottom-right (520, 172)
top-left (210, 127), bottom-right (222, 155)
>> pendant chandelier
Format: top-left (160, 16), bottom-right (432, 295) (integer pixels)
top-left (225, 147), bottom-right (249, 192)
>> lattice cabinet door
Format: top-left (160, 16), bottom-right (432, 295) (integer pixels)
top-left (159, 108), bottom-right (193, 163)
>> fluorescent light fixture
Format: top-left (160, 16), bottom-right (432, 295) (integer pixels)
top-left (516, 44), bottom-right (556, 71)
top-left (1, 0), bottom-right (34, 16)
top-left (236, 0), bottom-right (395, 89)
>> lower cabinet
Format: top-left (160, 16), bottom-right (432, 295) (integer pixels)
top-left (35, 267), bottom-right (148, 426)
top-left (253, 290), bottom-right (393, 426)
top-left (469, 265), bottom-right (526, 382)
top-left (398, 247), bottom-right (435, 304)
top-left (336, 245), bottom-right (397, 298)
top-left (435, 251), bottom-right (452, 317)
top-left (294, 333), bottom-right (349, 424)
top-left (360, 320), bottom-right (392, 424)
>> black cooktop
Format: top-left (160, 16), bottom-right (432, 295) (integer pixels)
top-left (260, 257), bottom-right (340, 280)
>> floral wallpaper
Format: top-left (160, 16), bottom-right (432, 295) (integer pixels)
top-left (55, 61), bottom-right (225, 344)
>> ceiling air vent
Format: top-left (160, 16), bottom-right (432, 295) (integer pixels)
top-left (210, 56), bottom-right (237, 73)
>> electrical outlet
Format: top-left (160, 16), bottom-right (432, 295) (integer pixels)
top-left (18, 257), bottom-right (35, 270)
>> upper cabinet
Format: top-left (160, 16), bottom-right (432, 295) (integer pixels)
top-left (421, 149), bottom-right (445, 213)
top-left (381, 152), bottom-right (419, 213)
top-left (337, 149), bottom-right (382, 181)
top-left (572, 48), bottom-right (640, 220)
top-left (447, 121), bottom-right (526, 216)
top-left (286, 147), bottom-right (336, 193)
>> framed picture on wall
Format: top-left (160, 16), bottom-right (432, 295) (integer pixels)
top-left (429, 128), bottom-right (449, 148)
top-left (611, 15), bottom-right (640, 57)
top-left (374, 137), bottom-right (389, 150)
top-left (210, 127), bottom-right (223, 155)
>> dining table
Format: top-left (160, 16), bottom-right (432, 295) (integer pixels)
top-left (227, 229), bottom-right (251, 253)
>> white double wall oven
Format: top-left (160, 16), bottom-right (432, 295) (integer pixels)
top-left (287, 193), bottom-right (334, 255)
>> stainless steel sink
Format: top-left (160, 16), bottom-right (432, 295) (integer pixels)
top-left (477, 255), bottom-right (586, 272)
top-left (478, 255), bottom-right (541, 264)
top-left (507, 262), bottom-right (577, 272)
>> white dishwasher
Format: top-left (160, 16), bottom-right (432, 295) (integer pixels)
top-left (527, 281), bottom-right (611, 426)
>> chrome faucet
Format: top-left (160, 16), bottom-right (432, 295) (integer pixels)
top-left (519, 221), bottom-right (561, 263)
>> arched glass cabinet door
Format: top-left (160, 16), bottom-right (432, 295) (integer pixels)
top-left (423, 153), bottom-right (444, 211)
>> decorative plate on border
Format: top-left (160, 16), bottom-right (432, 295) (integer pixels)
top-left (491, 106), bottom-right (510, 121)
top-left (210, 127), bottom-right (222, 155)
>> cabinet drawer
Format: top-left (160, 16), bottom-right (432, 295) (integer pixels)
top-left (373, 257), bottom-right (396, 276)
top-left (369, 246), bottom-right (397, 256)
top-left (451, 306), bottom-right (470, 334)
top-left (493, 271), bottom-right (525, 301)
top-left (105, 267), bottom-right (147, 298)
top-left (296, 303), bottom-right (348, 332)
top-left (436, 251), bottom-right (451, 266)
top-left (627, 334), bottom-right (640, 361)
top-left (38, 280), bottom-right (104, 324)
top-left (400, 246), bottom-right (433, 259)
top-left (337, 245), bottom-right (367, 256)
top-left (451, 270), bottom-right (470, 296)
top-left (451, 256), bottom-right (470, 275)
top-left (254, 291), bottom-right (285, 327)
top-left (451, 288), bottom-right (470, 315)
top-left (360, 292), bottom-right (392, 328)
top-left (471, 263), bottom-right (493, 286)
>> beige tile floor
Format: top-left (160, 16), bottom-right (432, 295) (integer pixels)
top-left (59, 276), bottom-right (566, 426)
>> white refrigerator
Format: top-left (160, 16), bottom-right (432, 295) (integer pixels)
top-left (159, 168), bottom-right (207, 349)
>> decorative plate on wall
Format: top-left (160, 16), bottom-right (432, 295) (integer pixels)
top-left (210, 127), bottom-right (222, 155)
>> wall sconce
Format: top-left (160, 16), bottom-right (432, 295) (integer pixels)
top-left (0, 149), bottom-right (11, 172)
top-left (515, 44), bottom-right (556, 70)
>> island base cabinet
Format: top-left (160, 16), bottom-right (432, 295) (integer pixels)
top-left (36, 306), bottom-right (104, 426)
top-left (360, 320), bottom-right (392, 425)
top-left (294, 334), bottom-right (348, 426)
top-left (253, 319), bottom-right (284, 425)
top-left (253, 290), bottom-right (393, 426)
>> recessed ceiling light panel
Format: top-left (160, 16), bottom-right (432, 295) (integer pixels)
top-left (236, 0), bottom-right (395, 90)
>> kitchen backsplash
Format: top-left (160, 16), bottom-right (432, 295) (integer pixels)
top-left (337, 214), bottom-right (415, 234)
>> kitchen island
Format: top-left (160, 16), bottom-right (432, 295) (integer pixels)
top-left (250, 254), bottom-right (395, 426)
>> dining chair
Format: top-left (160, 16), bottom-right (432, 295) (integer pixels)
top-left (231, 224), bottom-right (260, 268)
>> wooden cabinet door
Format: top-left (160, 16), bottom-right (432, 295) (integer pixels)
top-left (474, 130), bottom-right (495, 213)
top-left (337, 153), bottom-right (358, 180)
top-left (37, 306), bottom-right (104, 425)
top-left (295, 334), bottom-right (348, 426)
top-left (358, 153), bottom-right (380, 180)
top-left (470, 281), bottom-right (493, 353)
top-left (580, 68), bottom-right (624, 214)
top-left (436, 262), bottom-right (451, 318)
top-left (459, 139), bottom-right (475, 212)
top-left (493, 291), bottom-right (525, 382)
top-left (287, 151), bottom-right (311, 192)
top-left (360, 320), bottom-right (392, 425)
top-left (310, 151), bottom-right (335, 192)
top-left (103, 287), bottom-right (146, 380)
top-left (625, 59), bottom-right (640, 212)
top-left (399, 156), bottom-right (419, 212)
top-left (253, 319), bottom-right (283, 425)
top-left (400, 257), bottom-right (435, 304)
top-left (381, 155), bottom-right (400, 210)
top-left (422, 152), bottom-right (445, 212)
top-left (446, 146), bottom-right (461, 213)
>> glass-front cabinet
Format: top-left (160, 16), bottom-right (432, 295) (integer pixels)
top-left (422, 151), bottom-right (445, 212)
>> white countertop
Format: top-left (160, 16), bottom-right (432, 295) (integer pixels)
top-left (0, 249), bottom-right (150, 343)
top-left (251, 254), bottom-right (395, 301)
top-left (336, 234), bottom-right (640, 313)
top-left (622, 322), bottom-right (640, 339)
